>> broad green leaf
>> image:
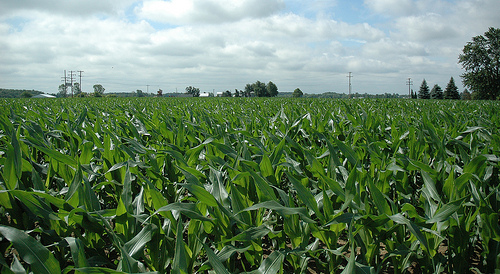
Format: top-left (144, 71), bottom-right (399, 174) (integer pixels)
top-left (224, 225), bottom-right (271, 243)
top-left (149, 202), bottom-right (212, 222)
top-left (388, 214), bottom-right (429, 252)
top-left (0, 225), bottom-right (61, 274)
top-left (180, 183), bottom-right (218, 207)
top-left (286, 172), bottom-right (324, 222)
top-left (123, 224), bottom-right (154, 259)
top-left (247, 251), bottom-right (284, 274)
top-left (426, 197), bottom-right (466, 224)
top-left (173, 220), bottom-right (188, 274)
top-left (239, 200), bottom-right (315, 223)
top-left (201, 243), bottom-right (230, 274)
top-left (65, 237), bottom-right (90, 268)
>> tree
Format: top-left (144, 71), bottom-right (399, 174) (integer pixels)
top-left (224, 90), bottom-right (232, 97)
top-left (157, 89), bottom-right (163, 97)
top-left (20, 91), bottom-right (32, 98)
top-left (444, 77), bottom-right (460, 99)
top-left (58, 84), bottom-right (67, 98)
top-left (234, 89), bottom-right (240, 97)
top-left (93, 84), bottom-right (105, 97)
top-left (266, 81), bottom-right (278, 97)
top-left (136, 89), bottom-right (144, 97)
top-left (459, 27), bottom-right (500, 100)
top-left (252, 81), bottom-right (267, 97)
top-left (293, 88), bottom-right (303, 98)
top-left (418, 79), bottom-right (430, 99)
top-left (430, 84), bottom-right (443, 99)
top-left (185, 86), bottom-right (200, 97)
top-left (244, 84), bottom-right (252, 97)
top-left (73, 83), bottom-right (82, 96)
top-left (461, 89), bottom-right (472, 100)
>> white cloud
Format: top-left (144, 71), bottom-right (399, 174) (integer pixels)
top-left (136, 0), bottom-right (285, 24)
top-left (364, 0), bottom-right (415, 16)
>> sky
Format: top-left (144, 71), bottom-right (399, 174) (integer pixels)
top-left (0, 0), bottom-right (499, 95)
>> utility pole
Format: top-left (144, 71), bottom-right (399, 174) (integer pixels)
top-left (68, 70), bottom-right (76, 97)
top-left (77, 71), bottom-right (84, 93)
top-left (347, 72), bottom-right (353, 98)
top-left (406, 78), bottom-right (413, 98)
top-left (146, 85), bottom-right (150, 93)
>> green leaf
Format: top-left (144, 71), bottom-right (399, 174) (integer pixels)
top-left (180, 183), bottom-right (218, 207)
top-left (239, 200), bottom-right (315, 223)
top-left (224, 225), bottom-right (271, 243)
top-left (0, 225), bottom-right (61, 274)
top-left (286, 172), bottom-right (324, 222)
top-left (201, 243), bottom-right (230, 274)
top-left (388, 214), bottom-right (429, 252)
top-left (149, 202), bottom-right (212, 222)
top-left (249, 251), bottom-right (285, 274)
top-left (426, 198), bottom-right (466, 224)
top-left (65, 237), bottom-right (90, 268)
top-left (368, 180), bottom-right (392, 216)
top-left (334, 138), bottom-right (358, 167)
top-left (173, 220), bottom-right (188, 274)
top-left (123, 224), bottom-right (154, 259)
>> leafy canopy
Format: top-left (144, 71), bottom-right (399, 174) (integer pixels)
top-left (459, 27), bottom-right (500, 100)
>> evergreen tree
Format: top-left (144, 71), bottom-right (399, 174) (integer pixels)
top-left (444, 77), bottom-right (460, 99)
top-left (461, 89), bottom-right (472, 100)
top-left (430, 84), bottom-right (443, 99)
top-left (418, 79), bottom-right (430, 99)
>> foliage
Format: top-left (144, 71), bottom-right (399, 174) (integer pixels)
top-left (444, 77), bottom-right (460, 100)
top-left (266, 81), bottom-right (279, 97)
top-left (137, 90), bottom-right (144, 97)
top-left (58, 84), bottom-right (68, 98)
top-left (0, 89), bottom-right (43, 98)
top-left (185, 86), bottom-right (200, 97)
top-left (459, 27), bottom-right (500, 100)
top-left (0, 98), bottom-right (499, 273)
top-left (245, 81), bottom-right (279, 97)
top-left (292, 88), bottom-right (303, 97)
top-left (20, 91), bottom-right (32, 98)
top-left (73, 83), bottom-right (82, 96)
top-left (93, 84), bottom-right (105, 97)
top-left (418, 79), bottom-right (430, 99)
top-left (461, 89), bottom-right (472, 100)
top-left (430, 84), bottom-right (443, 99)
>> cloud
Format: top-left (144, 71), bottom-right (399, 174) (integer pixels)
top-left (136, 0), bottom-right (285, 25)
top-left (364, 0), bottom-right (415, 17)
top-left (0, 0), bottom-right (137, 17)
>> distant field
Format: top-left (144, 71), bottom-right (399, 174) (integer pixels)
top-left (0, 97), bottom-right (499, 273)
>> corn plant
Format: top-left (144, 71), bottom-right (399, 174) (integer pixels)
top-left (0, 97), bottom-right (498, 273)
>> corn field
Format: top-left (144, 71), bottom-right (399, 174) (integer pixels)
top-left (0, 97), bottom-right (499, 273)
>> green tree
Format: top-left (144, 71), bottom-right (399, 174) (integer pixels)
top-left (459, 27), bottom-right (500, 100)
top-left (444, 77), bottom-right (460, 99)
top-left (430, 84), bottom-right (443, 99)
top-left (136, 89), bottom-right (144, 97)
top-left (234, 89), bottom-right (240, 97)
top-left (461, 89), bottom-right (472, 100)
top-left (293, 88), bottom-right (303, 98)
top-left (224, 90), bottom-right (232, 97)
top-left (58, 84), bottom-right (67, 98)
top-left (20, 91), bottom-right (32, 98)
top-left (266, 81), bottom-right (278, 97)
top-left (418, 79), bottom-right (430, 99)
top-left (93, 84), bottom-right (105, 97)
top-left (244, 84), bottom-right (253, 97)
top-left (185, 86), bottom-right (200, 97)
top-left (252, 81), bottom-right (266, 97)
top-left (73, 83), bottom-right (82, 96)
